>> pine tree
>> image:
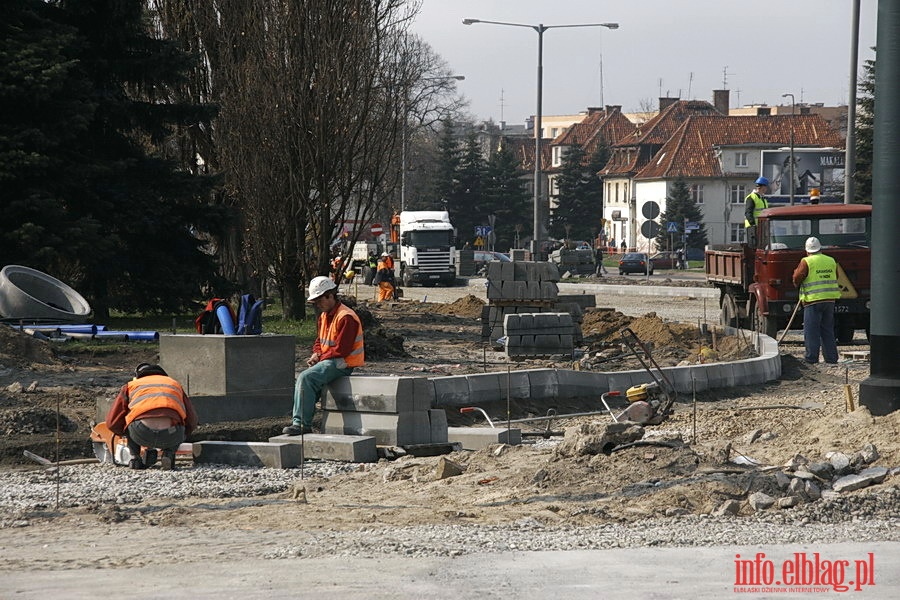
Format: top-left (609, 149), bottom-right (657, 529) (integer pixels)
top-left (854, 58), bottom-right (874, 202)
top-left (450, 134), bottom-right (486, 248)
top-left (431, 119), bottom-right (462, 212)
top-left (655, 177), bottom-right (709, 251)
top-left (482, 141), bottom-right (529, 251)
top-left (551, 142), bottom-right (607, 242)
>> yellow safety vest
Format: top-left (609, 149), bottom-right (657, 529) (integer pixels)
top-left (799, 254), bottom-right (841, 304)
top-left (318, 303), bottom-right (364, 367)
top-left (744, 192), bottom-right (768, 227)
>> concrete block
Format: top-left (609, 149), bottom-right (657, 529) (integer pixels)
top-left (486, 261), bottom-right (503, 282)
top-left (535, 334), bottom-right (561, 348)
top-left (503, 313), bottom-right (521, 331)
top-left (500, 261), bottom-right (515, 282)
top-left (324, 375), bottom-right (433, 413)
top-left (556, 294), bottom-right (597, 309)
top-left (527, 280), bottom-right (541, 299)
top-left (497, 370), bottom-right (533, 400)
top-left (269, 433), bottom-right (377, 463)
top-left (192, 441), bottom-right (301, 469)
top-left (556, 369), bottom-right (608, 398)
top-left (322, 411), bottom-right (431, 446)
top-left (527, 369), bottom-right (559, 399)
top-left (540, 281), bottom-right (559, 300)
top-left (607, 372), bottom-right (636, 394)
top-left (486, 278), bottom-right (502, 300)
top-left (447, 427), bottom-right (522, 450)
top-left (429, 409), bottom-right (449, 443)
top-left (688, 365), bottom-right (710, 392)
top-left (540, 262), bottom-right (560, 281)
top-left (160, 334), bottom-right (294, 399)
top-left (465, 373), bottom-right (501, 404)
top-left (518, 313), bottom-right (535, 330)
top-left (431, 374), bottom-right (472, 408)
top-left (513, 261), bottom-right (529, 281)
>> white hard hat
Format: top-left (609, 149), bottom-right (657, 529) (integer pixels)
top-left (307, 276), bottom-right (337, 302)
top-left (805, 237), bottom-right (822, 253)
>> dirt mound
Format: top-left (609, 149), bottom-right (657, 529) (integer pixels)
top-left (429, 294), bottom-right (485, 318)
top-left (0, 406), bottom-right (78, 435)
top-left (0, 326), bottom-right (58, 367)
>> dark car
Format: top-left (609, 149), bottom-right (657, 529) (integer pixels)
top-left (650, 251), bottom-right (680, 270)
top-left (619, 252), bottom-right (653, 275)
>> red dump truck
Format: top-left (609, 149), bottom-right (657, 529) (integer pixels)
top-left (705, 203), bottom-right (871, 342)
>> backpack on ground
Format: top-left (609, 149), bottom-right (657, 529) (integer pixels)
top-left (194, 298), bottom-right (236, 334)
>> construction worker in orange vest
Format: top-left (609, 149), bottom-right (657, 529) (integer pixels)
top-left (373, 252), bottom-right (395, 301)
top-left (283, 276), bottom-right (364, 435)
top-left (105, 363), bottom-right (198, 470)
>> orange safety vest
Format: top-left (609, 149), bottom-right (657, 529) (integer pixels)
top-left (318, 303), bottom-right (365, 367)
top-left (125, 375), bottom-right (188, 427)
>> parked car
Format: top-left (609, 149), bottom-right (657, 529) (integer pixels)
top-left (619, 252), bottom-right (653, 275)
top-left (473, 251), bottom-right (511, 272)
top-left (650, 251), bottom-right (680, 269)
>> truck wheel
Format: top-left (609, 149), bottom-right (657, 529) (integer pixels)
top-left (720, 295), bottom-right (740, 328)
top-left (834, 322), bottom-right (855, 344)
top-left (402, 270), bottom-right (413, 287)
top-left (752, 303), bottom-right (779, 338)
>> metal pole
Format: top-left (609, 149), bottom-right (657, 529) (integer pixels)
top-left (533, 25), bottom-right (544, 258)
top-left (401, 99), bottom-right (407, 212)
top-left (845, 0), bottom-right (860, 204)
top-left (782, 93), bottom-right (796, 205)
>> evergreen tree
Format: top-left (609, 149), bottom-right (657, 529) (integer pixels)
top-left (2, 0), bottom-right (222, 317)
top-left (450, 134), bottom-right (486, 248)
top-left (431, 119), bottom-right (462, 212)
top-left (655, 177), bottom-right (709, 251)
top-left (854, 58), bottom-right (875, 202)
top-left (551, 142), bottom-right (607, 242)
top-left (482, 140), bottom-right (528, 251)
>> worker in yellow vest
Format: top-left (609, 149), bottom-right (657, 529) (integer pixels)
top-left (792, 237), bottom-right (842, 364)
top-left (744, 177), bottom-right (769, 248)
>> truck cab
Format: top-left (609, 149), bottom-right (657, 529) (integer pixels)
top-left (395, 211), bottom-right (457, 286)
top-left (706, 203), bottom-right (871, 342)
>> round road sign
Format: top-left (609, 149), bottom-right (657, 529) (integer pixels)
top-left (370, 223), bottom-right (384, 236)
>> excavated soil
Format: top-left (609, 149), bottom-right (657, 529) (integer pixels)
top-left (1, 289), bottom-right (897, 533)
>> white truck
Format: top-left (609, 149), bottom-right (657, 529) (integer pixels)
top-left (393, 210), bottom-right (457, 286)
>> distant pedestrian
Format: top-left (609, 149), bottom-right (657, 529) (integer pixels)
top-left (595, 246), bottom-right (608, 276)
top-left (676, 248), bottom-right (686, 270)
top-left (620, 240), bottom-right (627, 254)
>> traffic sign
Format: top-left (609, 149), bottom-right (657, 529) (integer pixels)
top-left (370, 223), bottom-right (384, 236)
top-left (685, 221), bottom-right (700, 231)
top-left (474, 225), bottom-right (493, 237)
top-left (642, 201), bottom-right (660, 220)
top-left (666, 221), bottom-right (679, 233)
top-left (640, 220), bottom-right (661, 239)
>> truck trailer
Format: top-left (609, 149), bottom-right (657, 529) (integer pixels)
top-left (705, 203), bottom-right (871, 342)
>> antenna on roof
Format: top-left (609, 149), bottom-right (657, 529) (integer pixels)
top-left (499, 89), bottom-right (505, 123)
top-left (688, 72), bottom-right (693, 99)
top-left (599, 52), bottom-right (605, 107)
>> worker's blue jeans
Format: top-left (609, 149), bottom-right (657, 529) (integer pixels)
top-left (802, 301), bottom-right (838, 364)
top-left (293, 359), bottom-right (353, 428)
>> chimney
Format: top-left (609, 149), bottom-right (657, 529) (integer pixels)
top-left (659, 97), bottom-right (678, 111)
top-left (713, 89), bottom-right (730, 115)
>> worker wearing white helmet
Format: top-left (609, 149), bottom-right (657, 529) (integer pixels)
top-left (283, 276), bottom-right (364, 435)
top-left (792, 237), bottom-right (842, 364)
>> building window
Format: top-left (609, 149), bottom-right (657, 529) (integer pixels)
top-left (690, 184), bottom-right (704, 204)
top-left (730, 184), bottom-right (746, 204)
top-left (736, 152), bottom-right (748, 167)
top-left (550, 127), bottom-right (559, 138)
top-left (730, 223), bottom-right (745, 243)
top-left (615, 182), bottom-right (620, 202)
top-left (552, 146), bottom-right (563, 167)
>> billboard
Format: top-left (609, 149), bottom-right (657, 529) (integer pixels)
top-left (761, 148), bottom-right (845, 202)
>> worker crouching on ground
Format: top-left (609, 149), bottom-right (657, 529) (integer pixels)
top-left (283, 276), bottom-right (364, 435)
top-left (792, 236), bottom-right (842, 364)
top-left (373, 251), bottom-right (395, 302)
top-left (106, 363), bottom-right (198, 470)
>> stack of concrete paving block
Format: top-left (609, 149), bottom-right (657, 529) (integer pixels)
top-left (550, 247), bottom-right (595, 276)
top-left (555, 294), bottom-right (596, 345)
top-left (319, 375), bottom-right (447, 446)
top-left (481, 260), bottom-right (560, 344)
top-left (503, 312), bottom-right (575, 357)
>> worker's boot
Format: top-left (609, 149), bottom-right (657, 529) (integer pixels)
top-left (128, 457), bottom-right (145, 470)
top-left (160, 449), bottom-right (177, 471)
top-left (143, 448), bottom-right (158, 469)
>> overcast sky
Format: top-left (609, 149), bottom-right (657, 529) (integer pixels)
top-left (410, 0), bottom-right (878, 124)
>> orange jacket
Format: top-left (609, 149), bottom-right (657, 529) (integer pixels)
top-left (106, 374), bottom-right (198, 436)
top-left (315, 302), bottom-right (364, 367)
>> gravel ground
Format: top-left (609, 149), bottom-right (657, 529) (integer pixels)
top-left (2, 275), bottom-right (895, 565)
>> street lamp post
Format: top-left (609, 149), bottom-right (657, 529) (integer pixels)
top-left (782, 93), bottom-right (796, 206)
top-left (402, 75), bottom-right (464, 212)
top-left (463, 18), bottom-right (618, 257)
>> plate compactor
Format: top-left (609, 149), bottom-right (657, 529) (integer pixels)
top-left (604, 327), bottom-right (677, 425)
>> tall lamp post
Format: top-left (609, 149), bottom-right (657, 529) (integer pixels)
top-left (782, 93), bottom-right (796, 205)
top-left (463, 18), bottom-right (618, 257)
top-left (402, 75), bottom-right (465, 212)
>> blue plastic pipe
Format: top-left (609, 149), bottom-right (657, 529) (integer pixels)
top-left (93, 330), bottom-right (160, 341)
top-left (216, 304), bottom-right (236, 335)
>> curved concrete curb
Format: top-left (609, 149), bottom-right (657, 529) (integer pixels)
top-left (431, 328), bottom-right (780, 407)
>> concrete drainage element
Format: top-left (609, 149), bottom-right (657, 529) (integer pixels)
top-left (0, 265), bottom-right (91, 322)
